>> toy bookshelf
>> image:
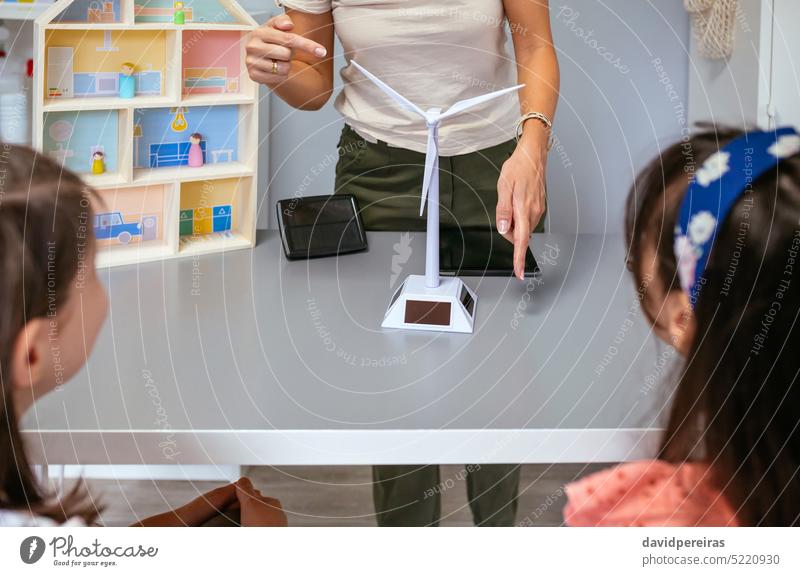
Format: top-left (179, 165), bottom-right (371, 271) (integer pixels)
top-left (33, 0), bottom-right (258, 268)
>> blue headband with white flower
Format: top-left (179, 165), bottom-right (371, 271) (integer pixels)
top-left (674, 126), bottom-right (800, 304)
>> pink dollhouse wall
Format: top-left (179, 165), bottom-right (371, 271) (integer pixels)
top-left (93, 185), bottom-right (166, 247)
top-left (182, 30), bottom-right (241, 95)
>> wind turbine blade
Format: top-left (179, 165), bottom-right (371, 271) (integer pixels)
top-left (439, 84), bottom-right (525, 121)
top-left (419, 126), bottom-right (437, 216)
top-left (351, 61), bottom-right (426, 117)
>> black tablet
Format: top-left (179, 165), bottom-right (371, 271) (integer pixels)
top-left (276, 194), bottom-right (368, 260)
top-left (440, 227), bottom-right (540, 277)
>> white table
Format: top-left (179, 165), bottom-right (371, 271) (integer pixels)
top-left (22, 232), bottom-right (668, 465)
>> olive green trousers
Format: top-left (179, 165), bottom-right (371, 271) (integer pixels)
top-left (370, 464), bottom-right (520, 527)
top-left (334, 124), bottom-right (525, 526)
top-left (334, 124), bottom-right (543, 232)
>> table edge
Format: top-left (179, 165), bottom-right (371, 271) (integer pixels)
top-left (23, 428), bottom-right (662, 465)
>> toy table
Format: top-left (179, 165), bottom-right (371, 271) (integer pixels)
top-left (21, 232), bottom-right (666, 466)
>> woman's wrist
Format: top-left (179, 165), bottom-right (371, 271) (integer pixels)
top-left (516, 122), bottom-right (550, 159)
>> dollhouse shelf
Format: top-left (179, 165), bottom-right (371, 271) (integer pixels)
top-left (82, 171), bottom-right (128, 188)
top-left (133, 161), bottom-right (252, 185)
top-left (43, 94), bottom-right (175, 111)
top-left (44, 22), bottom-right (253, 30)
top-left (180, 92), bottom-right (254, 107)
top-left (33, 0), bottom-right (259, 268)
top-left (178, 230), bottom-right (251, 255)
top-left (44, 93), bottom-right (255, 112)
top-left (95, 241), bottom-right (175, 267)
top-left (95, 230), bottom-right (251, 266)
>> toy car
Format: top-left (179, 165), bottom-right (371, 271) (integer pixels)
top-left (94, 211), bottom-right (143, 244)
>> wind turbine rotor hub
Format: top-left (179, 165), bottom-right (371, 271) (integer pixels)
top-left (425, 108), bottom-right (442, 127)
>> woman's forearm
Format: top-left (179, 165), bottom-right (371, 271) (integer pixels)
top-left (516, 43), bottom-right (560, 150)
top-left (272, 59), bottom-right (335, 111)
top-left (503, 0), bottom-right (559, 152)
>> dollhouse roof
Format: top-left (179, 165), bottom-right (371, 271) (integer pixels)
top-left (37, 0), bottom-right (257, 27)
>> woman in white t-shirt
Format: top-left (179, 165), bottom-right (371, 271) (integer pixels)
top-left (247, 0), bottom-right (559, 526)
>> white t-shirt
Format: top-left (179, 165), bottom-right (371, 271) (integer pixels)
top-left (279, 0), bottom-right (520, 156)
top-left (0, 508), bottom-right (86, 527)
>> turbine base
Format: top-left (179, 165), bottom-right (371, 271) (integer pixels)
top-left (382, 275), bottom-right (476, 334)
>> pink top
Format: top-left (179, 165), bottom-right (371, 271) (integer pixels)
top-left (188, 142), bottom-right (203, 167)
top-left (563, 460), bottom-right (739, 527)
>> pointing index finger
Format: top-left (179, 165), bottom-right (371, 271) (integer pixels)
top-left (282, 31), bottom-right (327, 58)
top-left (513, 204), bottom-right (530, 280)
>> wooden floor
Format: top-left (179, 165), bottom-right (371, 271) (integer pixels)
top-left (85, 464), bottom-right (608, 526)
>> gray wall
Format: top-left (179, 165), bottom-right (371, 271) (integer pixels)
top-left (259, 1), bottom-right (691, 234)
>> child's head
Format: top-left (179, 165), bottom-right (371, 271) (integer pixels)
top-left (0, 145), bottom-right (107, 521)
top-left (120, 62), bottom-right (135, 76)
top-left (626, 126), bottom-right (800, 525)
top-left (92, 150), bottom-right (104, 159)
top-left (189, 132), bottom-right (201, 144)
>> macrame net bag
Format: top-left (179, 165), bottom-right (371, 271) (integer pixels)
top-left (685, 0), bottom-right (738, 59)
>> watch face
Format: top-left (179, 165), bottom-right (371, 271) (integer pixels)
top-left (439, 228), bottom-right (540, 277)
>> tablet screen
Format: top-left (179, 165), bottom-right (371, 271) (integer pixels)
top-left (439, 228), bottom-right (540, 277)
top-left (278, 195), bottom-right (368, 259)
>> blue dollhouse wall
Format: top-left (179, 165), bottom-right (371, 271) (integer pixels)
top-left (43, 110), bottom-right (119, 174)
top-left (55, 0), bottom-right (121, 23)
top-left (134, 105), bottom-right (238, 169)
top-left (72, 70), bottom-right (161, 97)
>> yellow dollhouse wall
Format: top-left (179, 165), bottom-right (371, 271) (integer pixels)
top-left (44, 29), bottom-right (167, 97)
top-left (180, 178), bottom-right (243, 236)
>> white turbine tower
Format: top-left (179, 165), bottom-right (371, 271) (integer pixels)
top-left (351, 61), bottom-right (524, 333)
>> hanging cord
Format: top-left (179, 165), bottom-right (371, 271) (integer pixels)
top-left (685, 0), bottom-right (739, 59)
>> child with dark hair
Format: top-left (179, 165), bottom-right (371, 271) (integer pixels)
top-left (0, 145), bottom-right (285, 527)
top-left (564, 126), bottom-right (800, 527)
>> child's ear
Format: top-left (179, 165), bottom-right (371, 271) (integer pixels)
top-left (10, 318), bottom-right (50, 410)
top-left (665, 289), bottom-right (695, 355)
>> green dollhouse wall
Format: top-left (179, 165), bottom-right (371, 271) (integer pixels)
top-left (43, 110), bottom-right (119, 174)
top-left (134, 0), bottom-right (236, 23)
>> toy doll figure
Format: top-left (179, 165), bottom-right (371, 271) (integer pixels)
top-left (174, 2), bottom-right (185, 25)
top-left (119, 62), bottom-right (135, 98)
top-left (188, 133), bottom-right (204, 167)
top-left (91, 150), bottom-right (105, 174)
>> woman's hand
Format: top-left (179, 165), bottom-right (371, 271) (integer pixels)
top-left (500, 0), bottom-right (559, 279)
top-left (235, 477), bottom-right (288, 527)
top-left (133, 482), bottom-right (239, 527)
top-left (246, 13), bottom-right (328, 88)
top-left (496, 124), bottom-right (548, 279)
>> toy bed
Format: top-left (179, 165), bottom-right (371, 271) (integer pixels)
top-left (184, 67), bottom-right (231, 93)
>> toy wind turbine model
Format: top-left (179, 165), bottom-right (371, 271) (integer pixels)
top-left (351, 61), bottom-right (524, 333)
